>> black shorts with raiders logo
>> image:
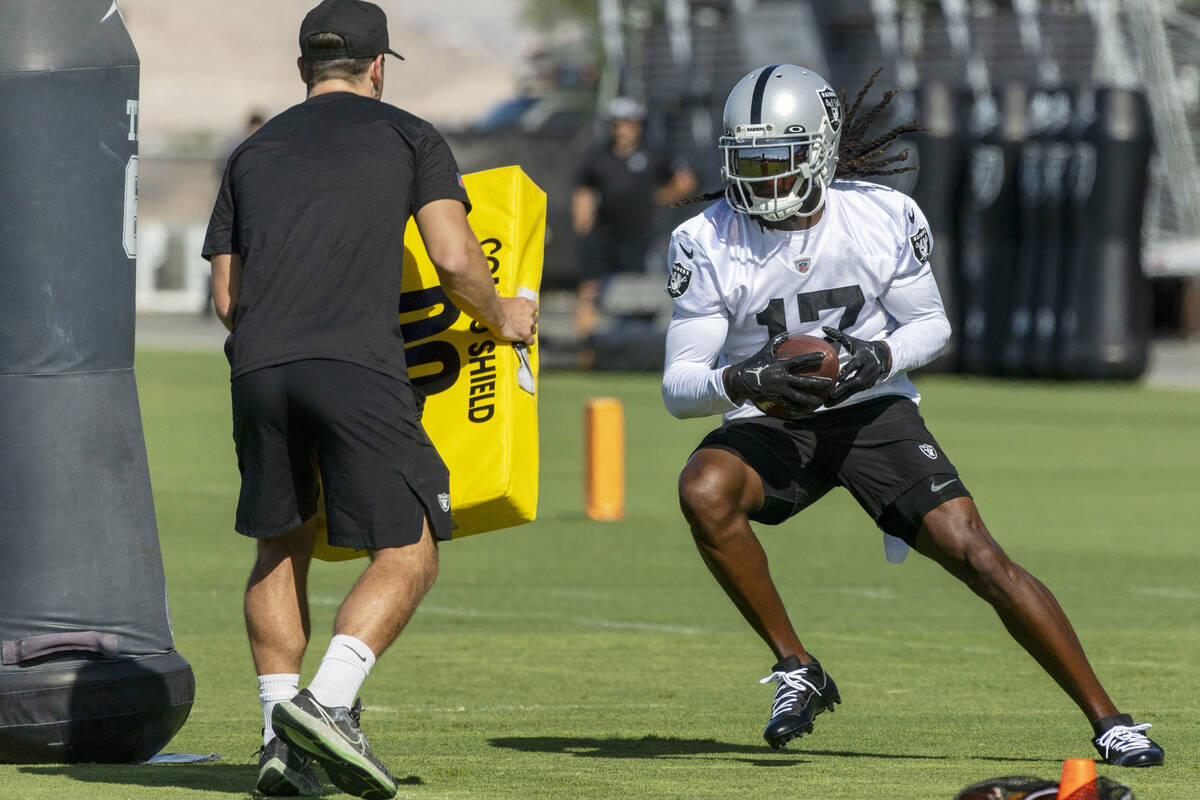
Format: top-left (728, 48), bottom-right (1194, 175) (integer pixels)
top-left (695, 395), bottom-right (971, 545)
top-left (231, 359), bottom-right (452, 548)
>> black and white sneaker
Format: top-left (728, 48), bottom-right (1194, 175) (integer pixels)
top-left (759, 654), bottom-right (841, 749)
top-left (254, 736), bottom-right (322, 796)
top-left (1092, 719), bottom-right (1164, 767)
top-left (272, 689), bottom-right (398, 799)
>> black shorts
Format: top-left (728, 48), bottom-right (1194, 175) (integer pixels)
top-left (231, 359), bottom-right (452, 548)
top-left (695, 395), bottom-right (971, 545)
top-left (579, 229), bottom-right (650, 282)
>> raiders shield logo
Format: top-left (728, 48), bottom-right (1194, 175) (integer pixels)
top-left (437, 493), bottom-right (451, 512)
top-left (667, 262), bottom-right (692, 298)
top-left (919, 443), bottom-right (938, 460)
top-left (817, 86), bottom-right (842, 132)
top-left (909, 228), bottom-right (932, 264)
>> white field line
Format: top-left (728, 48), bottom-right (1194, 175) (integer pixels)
top-left (823, 632), bottom-right (1189, 671)
top-left (364, 702), bottom-right (671, 714)
top-left (1133, 587), bottom-right (1200, 600)
top-left (547, 588), bottom-right (621, 601)
top-left (311, 594), bottom-right (1191, 670)
top-left (822, 631), bottom-right (1009, 656)
top-left (815, 586), bottom-right (897, 600)
top-left (308, 598), bottom-right (704, 636)
top-left (418, 604), bottom-right (703, 636)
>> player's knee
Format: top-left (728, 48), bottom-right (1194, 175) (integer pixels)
top-left (678, 458), bottom-right (742, 526)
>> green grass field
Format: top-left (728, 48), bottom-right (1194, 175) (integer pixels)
top-left (3, 351), bottom-right (1198, 799)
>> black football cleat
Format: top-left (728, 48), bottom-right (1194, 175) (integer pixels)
top-left (759, 654), bottom-right (841, 749)
top-left (254, 735), bottom-right (322, 796)
top-left (1092, 720), bottom-right (1164, 767)
top-left (273, 689), bottom-right (398, 799)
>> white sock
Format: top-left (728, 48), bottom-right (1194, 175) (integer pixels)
top-left (307, 635), bottom-right (376, 709)
top-left (258, 673), bottom-right (299, 746)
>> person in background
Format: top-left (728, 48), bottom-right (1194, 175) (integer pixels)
top-left (572, 96), bottom-right (696, 364)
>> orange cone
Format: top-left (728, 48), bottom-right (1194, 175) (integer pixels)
top-left (1057, 757), bottom-right (1098, 800)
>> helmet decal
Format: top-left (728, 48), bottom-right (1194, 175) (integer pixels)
top-left (749, 64), bottom-right (782, 124)
top-left (818, 87), bottom-right (842, 132)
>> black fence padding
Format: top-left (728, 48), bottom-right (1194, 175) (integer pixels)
top-left (1056, 88), bottom-right (1153, 380)
top-left (0, 0), bottom-right (193, 763)
top-left (1004, 87), bottom-right (1075, 377)
top-left (955, 87), bottom-right (1025, 375)
top-left (1025, 90), bottom-right (1077, 378)
top-left (905, 83), bottom-right (963, 373)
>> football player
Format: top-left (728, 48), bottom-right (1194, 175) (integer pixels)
top-left (661, 65), bottom-right (1163, 766)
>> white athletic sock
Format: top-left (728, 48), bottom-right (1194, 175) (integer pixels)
top-left (307, 634), bottom-right (376, 710)
top-left (258, 673), bottom-right (299, 746)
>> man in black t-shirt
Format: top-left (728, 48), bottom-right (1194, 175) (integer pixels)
top-left (571, 97), bottom-right (696, 351)
top-left (202, 2), bottom-right (537, 797)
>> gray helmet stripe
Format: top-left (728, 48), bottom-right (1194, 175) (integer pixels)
top-left (749, 64), bottom-right (781, 124)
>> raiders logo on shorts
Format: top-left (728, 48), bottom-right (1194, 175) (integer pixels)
top-left (667, 261), bottom-right (692, 298)
top-left (909, 227), bottom-right (931, 264)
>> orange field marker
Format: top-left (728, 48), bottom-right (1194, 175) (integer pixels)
top-left (585, 397), bottom-right (625, 521)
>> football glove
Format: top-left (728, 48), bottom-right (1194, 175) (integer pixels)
top-left (822, 326), bottom-right (891, 406)
top-left (723, 333), bottom-right (832, 418)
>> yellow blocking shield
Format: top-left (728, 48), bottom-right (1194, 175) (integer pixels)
top-left (313, 166), bottom-right (544, 561)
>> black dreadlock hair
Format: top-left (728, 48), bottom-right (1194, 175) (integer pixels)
top-left (834, 67), bottom-right (923, 180)
top-left (672, 67), bottom-right (924, 208)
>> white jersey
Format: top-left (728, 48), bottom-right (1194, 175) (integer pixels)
top-left (662, 180), bottom-right (951, 421)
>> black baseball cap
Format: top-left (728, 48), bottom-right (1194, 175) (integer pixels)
top-left (299, 0), bottom-right (404, 61)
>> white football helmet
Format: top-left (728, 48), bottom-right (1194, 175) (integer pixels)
top-left (720, 64), bottom-right (843, 221)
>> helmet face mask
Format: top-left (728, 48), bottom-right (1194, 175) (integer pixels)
top-left (720, 65), bottom-right (842, 221)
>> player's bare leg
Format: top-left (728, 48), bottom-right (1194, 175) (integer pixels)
top-left (914, 496), bottom-right (1164, 765)
top-left (334, 518), bottom-right (440, 657)
top-left (678, 447), bottom-right (809, 662)
top-left (679, 447), bottom-right (840, 747)
top-left (914, 497), bottom-right (1116, 719)
top-left (245, 516), bottom-right (317, 674)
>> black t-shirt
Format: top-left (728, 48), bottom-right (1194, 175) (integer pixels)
top-left (576, 144), bottom-right (675, 242)
top-left (202, 92), bottom-right (470, 381)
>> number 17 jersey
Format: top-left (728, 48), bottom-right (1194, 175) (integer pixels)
top-left (664, 179), bottom-right (949, 420)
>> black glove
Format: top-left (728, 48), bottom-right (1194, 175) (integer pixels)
top-left (822, 326), bottom-right (891, 406)
top-left (723, 333), bottom-right (833, 419)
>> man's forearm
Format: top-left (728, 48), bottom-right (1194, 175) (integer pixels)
top-left (438, 250), bottom-right (506, 332)
top-left (211, 253), bottom-right (241, 332)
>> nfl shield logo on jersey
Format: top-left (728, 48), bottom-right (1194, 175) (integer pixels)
top-left (667, 261), bottom-right (692, 298)
top-left (793, 257), bottom-right (811, 274)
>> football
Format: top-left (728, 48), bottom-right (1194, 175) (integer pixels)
top-left (754, 334), bottom-right (840, 419)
